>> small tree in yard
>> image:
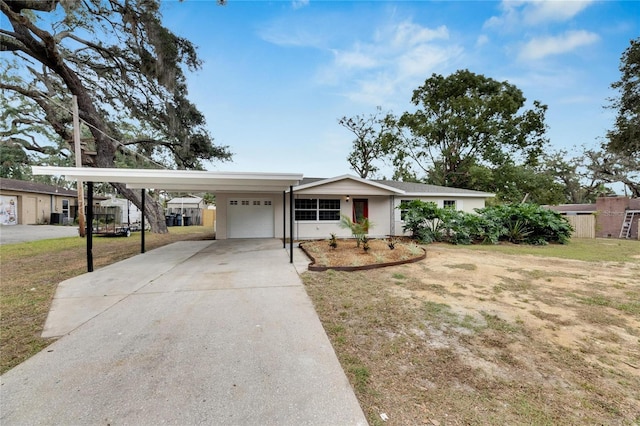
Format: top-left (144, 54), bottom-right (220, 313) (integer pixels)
top-left (339, 214), bottom-right (373, 248)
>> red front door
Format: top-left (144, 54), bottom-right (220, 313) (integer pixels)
top-left (352, 199), bottom-right (368, 224)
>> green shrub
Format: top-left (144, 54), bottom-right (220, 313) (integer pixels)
top-left (399, 201), bottom-right (573, 245)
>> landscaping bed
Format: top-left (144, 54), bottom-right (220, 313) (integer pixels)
top-left (300, 238), bottom-right (426, 271)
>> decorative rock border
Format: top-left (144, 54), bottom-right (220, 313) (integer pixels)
top-left (299, 243), bottom-right (427, 272)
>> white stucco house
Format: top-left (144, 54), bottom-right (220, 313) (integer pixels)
top-left (215, 175), bottom-right (494, 240)
top-left (31, 167), bottom-right (494, 241)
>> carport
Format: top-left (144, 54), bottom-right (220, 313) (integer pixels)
top-left (32, 166), bottom-right (303, 272)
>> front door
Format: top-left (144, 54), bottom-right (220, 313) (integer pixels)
top-left (352, 199), bottom-right (368, 224)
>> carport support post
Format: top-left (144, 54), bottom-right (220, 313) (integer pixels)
top-left (141, 189), bottom-right (146, 254)
top-left (289, 185), bottom-right (293, 263)
top-left (282, 191), bottom-right (286, 249)
top-left (87, 181), bottom-right (94, 272)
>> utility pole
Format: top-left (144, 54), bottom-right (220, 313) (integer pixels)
top-left (73, 95), bottom-right (86, 237)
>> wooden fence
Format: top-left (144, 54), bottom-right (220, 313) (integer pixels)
top-left (165, 207), bottom-right (202, 226)
top-left (565, 215), bottom-right (595, 239)
top-left (202, 209), bottom-right (216, 229)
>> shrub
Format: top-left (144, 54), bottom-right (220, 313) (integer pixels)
top-left (400, 200), bottom-right (444, 243)
top-left (328, 233), bottom-right (337, 249)
top-left (400, 201), bottom-right (573, 245)
top-left (475, 203), bottom-right (573, 245)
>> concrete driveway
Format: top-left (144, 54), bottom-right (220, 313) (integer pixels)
top-left (0, 239), bottom-right (367, 425)
top-left (0, 224), bottom-right (79, 244)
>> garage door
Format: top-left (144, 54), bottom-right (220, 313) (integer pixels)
top-left (227, 199), bottom-right (274, 238)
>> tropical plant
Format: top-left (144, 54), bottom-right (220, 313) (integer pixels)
top-left (328, 233), bottom-right (338, 249)
top-left (400, 200), bottom-right (444, 243)
top-left (401, 201), bottom-right (572, 245)
top-left (339, 214), bottom-right (373, 247)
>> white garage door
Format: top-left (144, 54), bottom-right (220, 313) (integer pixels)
top-left (227, 199), bottom-right (274, 238)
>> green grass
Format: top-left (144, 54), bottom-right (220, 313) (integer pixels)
top-left (446, 238), bottom-right (640, 263)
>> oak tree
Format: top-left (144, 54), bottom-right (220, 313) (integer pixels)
top-left (0, 0), bottom-right (231, 232)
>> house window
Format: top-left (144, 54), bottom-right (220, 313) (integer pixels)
top-left (443, 200), bottom-right (456, 209)
top-left (400, 200), bottom-right (411, 221)
top-left (295, 199), bottom-right (317, 221)
top-left (62, 199), bottom-right (70, 218)
top-left (295, 199), bottom-right (340, 221)
top-left (319, 199), bottom-right (340, 221)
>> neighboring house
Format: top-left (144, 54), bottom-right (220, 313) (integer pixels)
top-left (595, 196), bottom-right (640, 239)
top-left (545, 196), bottom-right (640, 239)
top-left (215, 174), bottom-right (495, 240)
top-left (0, 177), bottom-right (79, 225)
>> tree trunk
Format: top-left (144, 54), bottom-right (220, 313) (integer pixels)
top-left (111, 183), bottom-right (168, 233)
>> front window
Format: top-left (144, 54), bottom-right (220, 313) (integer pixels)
top-left (295, 199), bottom-right (340, 221)
top-left (400, 200), bottom-right (411, 221)
top-left (443, 200), bottom-right (456, 209)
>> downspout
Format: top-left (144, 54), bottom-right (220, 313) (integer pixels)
top-left (390, 195), bottom-right (395, 236)
top-left (289, 185), bottom-right (293, 264)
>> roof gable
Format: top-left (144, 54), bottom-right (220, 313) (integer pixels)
top-left (294, 175), bottom-right (404, 195)
top-left (293, 175), bottom-right (494, 198)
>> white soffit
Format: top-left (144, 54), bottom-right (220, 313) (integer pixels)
top-left (32, 166), bottom-right (303, 193)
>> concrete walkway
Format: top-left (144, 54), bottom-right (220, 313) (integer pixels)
top-left (0, 239), bottom-right (367, 425)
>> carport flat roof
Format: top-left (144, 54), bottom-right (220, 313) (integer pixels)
top-left (32, 166), bottom-right (303, 193)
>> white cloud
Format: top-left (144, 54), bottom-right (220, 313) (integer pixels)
top-left (317, 19), bottom-right (459, 106)
top-left (519, 30), bottom-right (599, 60)
top-left (332, 45), bottom-right (379, 70)
top-left (384, 22), bottom-right (449, 48)
top-left (522, 0), bottom-right (594, 25)
top-left (485, 0), bottom-right (595, 29)
top-left (258, 18), bottom-right (327, 48)
top-left (291, 0), bottom-right (309, 10)
top-left (476, 34), bottom-right (489, 47)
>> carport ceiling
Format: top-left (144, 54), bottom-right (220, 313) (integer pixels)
top-left (32, 166), bottom-right (303, 193)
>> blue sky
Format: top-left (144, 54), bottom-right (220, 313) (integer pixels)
top-left (162, 0), bottom-right (638, 178)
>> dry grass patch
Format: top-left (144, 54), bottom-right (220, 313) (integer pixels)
top-left (302, 242), bottom-right (640, 425)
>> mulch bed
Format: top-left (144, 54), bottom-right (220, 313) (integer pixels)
top-left (299, 238), bottom-right (426, 271)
